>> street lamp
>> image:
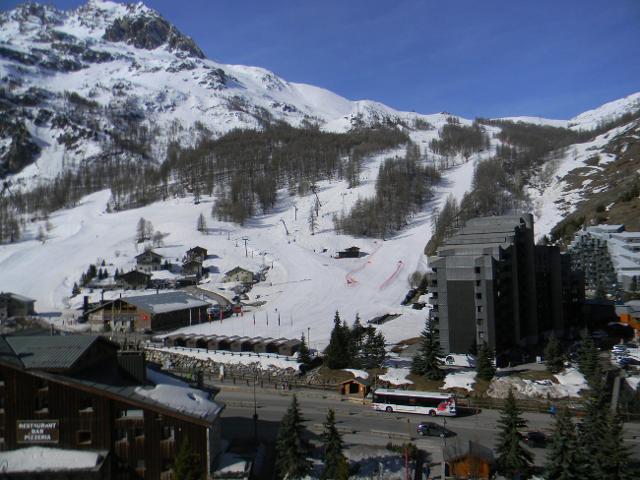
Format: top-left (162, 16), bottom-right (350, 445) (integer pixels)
top-left (252, 367), bottom-right (258, 441)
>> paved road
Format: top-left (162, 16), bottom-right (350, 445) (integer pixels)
top-left (215, 384), bottom-right (640, 477)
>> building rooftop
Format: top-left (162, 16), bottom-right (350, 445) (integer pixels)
top-left (119, 291), bottom-right (210, 314)
top-left (0, 335), bottom-right (113, 371)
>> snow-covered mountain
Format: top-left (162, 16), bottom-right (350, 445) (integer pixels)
top-left (0, 0), bottom-right (445, 187)
top-left (0, 1), bottom-right (639, 349)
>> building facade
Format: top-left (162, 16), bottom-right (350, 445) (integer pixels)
top-left (428, 214), bottom-right (583, 359)
top-left (86, 292), bottom-right (210, 333)
top-left (0, 335), bottom-right (223, 479)
top-left (569, 224), bottom-right (640, 293)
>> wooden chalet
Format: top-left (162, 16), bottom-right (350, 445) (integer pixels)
top-left (0, 292), bottom-right (36, 320)
top-left (134, 250), bottom-right (164, 273)
top-left (115, 270), bottom-right (151, 290)
top-left (85, 292), bottom-right (210, 333)
top-left (182, 260), bottom-right (203, 278)
top-left (339, 376), bottom-right (371, 398)
top-left (337, 246), bottom-right (360, 258)
top-left (444, 440), bottom-right (495, 479)
top-left (222, 267), bottom-right (255, 284)
top-left (0, 335), bottom-right (224, 479)
top-left (185, 246), bottom-right (208, 264)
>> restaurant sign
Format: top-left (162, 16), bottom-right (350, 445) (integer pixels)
top-left (16, 420), bottom-right (59, 444)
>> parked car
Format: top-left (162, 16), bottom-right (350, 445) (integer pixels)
top-left (417, 422), bottom-right (454, 437)
top-left (523, 431), bottom-right (546, 448)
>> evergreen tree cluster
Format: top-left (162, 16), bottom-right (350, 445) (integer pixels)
top-left (544, 382), bottom-right (634, 479)
top-left (80, 264), bottom-right (98, 287)
top-left (0, 123), bottom-right (407, 244)
top-left (334, 144), bottom-right (441, 238)
top-left (429, 119), bottom-right (489, 159)
top-left (323, 312), bottom-right (386, 370)
top-left (424, 194), bottom-right (460, 255)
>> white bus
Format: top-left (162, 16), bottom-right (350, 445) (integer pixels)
top-left (372, 388), bottom-right (456, 416)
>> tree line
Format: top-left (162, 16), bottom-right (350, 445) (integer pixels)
top-left (335, 144), bottom-right (440, 238)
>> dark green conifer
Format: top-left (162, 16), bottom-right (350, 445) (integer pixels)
top-left (544, 333), bottom-right (564, 374)
top-left (361, 330), bottom-right (386, 369)
top-left (476, 342), bottom-right (496, 381)
top-left (578, 330), bottom-right (599, 384)
top-left (297, 333), bottom-right (312, 366)
top-left (324, 311), bottom-right (351, 369)
top-left (275, 395), bottom-right (312, 479)
top-left (599, 411), bottom-right (635, 480)
top-left (495, 389), bottom-right (532, 478)
top-left (544, 406), bottom-right (581, 480)
top-left (320, 409), bottom-right (349, 480)
top-left (411, 318), bottom-right (444, 380)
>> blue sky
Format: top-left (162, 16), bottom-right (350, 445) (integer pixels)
top-left (3, 0), bottom-right (639, 119)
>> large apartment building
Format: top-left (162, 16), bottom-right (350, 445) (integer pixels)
top-left (569, 224), bottom-right (640, 293)
top-left (428, 214), bottom-right (583, 360)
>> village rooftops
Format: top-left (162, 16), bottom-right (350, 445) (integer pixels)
top-left (111, 291), bottom-right (210, 314)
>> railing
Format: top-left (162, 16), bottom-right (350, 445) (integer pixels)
top-left (146, 345), bottom-right (300, 362)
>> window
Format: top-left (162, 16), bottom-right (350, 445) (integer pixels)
top-left (477, 318), bottom-right (483, 325)
top-left (161, 425), bottom-right (175, 440)
top-left (77, 430), bottom-right (92, 445)
top-left (116, 428), bottom-right (128, 441)
top-left (477, 306), bottom-right (483, 313)
top-left (474, 267), bottom-right (481, 274)
top-left (475, 293), bottom-right (482, 300)
top-left (478, 331), bottom-right (485, 339)
top-left (475, 280), bottom-right (481, 287)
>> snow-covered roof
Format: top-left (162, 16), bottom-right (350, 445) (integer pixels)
top-left (121, 291), bottom-right (210, 314)
top-left (134, 383), bottom-right (222, 422)
top-left (0, 447), bottom-right (107, 473)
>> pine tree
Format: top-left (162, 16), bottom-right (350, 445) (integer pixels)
top-left (495, 389), bottom-right (533, 478)
top-left (173, 437), bottom-right (201, 480)
top-left (361, 330), bottom-right (386, 369)
top-left (297, 334), bottom-right (312, 366)
top-left (196, 213), bottom-right (207, 233)
top-left (544, 406), bottom-right (581, 480)
top-left (476, 342), bottom-right (496, 381)
top-left (349, 314), bottom-right (366, 364)
top-left (71, 282), bottom-right (80, 296)
top-left (323, 311), bottom-right (351, 369)
top-left (411, 318), bottom-right (444, 380)
top-left (544, 333), bottom-right (564, 374)
top-left (578, 330), bottom-right (599, 385)
top-left (577, 371), bottom-right (609, 480)
top-left (275, 395), bottom-right (312, 479)
top-left (599, 411), bottom-right (635, 480)
top-left (321, 409), bottom-right (349, 480)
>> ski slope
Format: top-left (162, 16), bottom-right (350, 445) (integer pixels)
top-left (0, 145), bottom-right (479, 350)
